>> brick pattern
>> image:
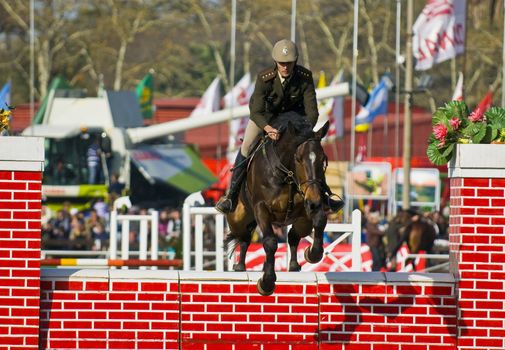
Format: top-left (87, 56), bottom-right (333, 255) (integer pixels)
top-left (449, 177), bottom-right (505, 350)
top-left (0, 171), bottom-right (42, 350)
top-left (39, 276), bottom-right (180, 350)
top-left (39, 272), bottom-right (456, 350)
top-left (180, 280), bottom-right (319, 349)
top-left (319, 277), bottom-right (457, 350)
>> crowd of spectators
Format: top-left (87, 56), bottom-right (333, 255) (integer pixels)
top-left (41, 199), bottom-right (183, 259)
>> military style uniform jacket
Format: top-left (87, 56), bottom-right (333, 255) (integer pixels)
top-left (249, 64), bottom-right (319, 130)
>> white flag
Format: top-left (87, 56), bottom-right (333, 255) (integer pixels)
top-left (189, 77), bottom-right (221, 118)
top-left (314, 70), bottom-right (345, 142)
top-left (224, 74), bottom-right (254, 162)
top-left (413, 0), bottom-right (466, 71)
top-left (451, 72), bottom-right (463, 101)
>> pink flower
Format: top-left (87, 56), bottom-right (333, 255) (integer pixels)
top-left (468, 107), bottom-right (484, 122)
top-left (449, 117), bottom-right (461, 130)
top-left (433, 123), bottom-right (448, 140)
top-left (437, 138), bottom-right (446, 148)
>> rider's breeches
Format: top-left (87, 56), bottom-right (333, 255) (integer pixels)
top-left (240, 120), bottom-right (263, 157)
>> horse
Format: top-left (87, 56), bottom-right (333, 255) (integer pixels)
top-left (386, 209), bottom-right (437, 271)
top-left (225, 112), bottom-right (331, 296)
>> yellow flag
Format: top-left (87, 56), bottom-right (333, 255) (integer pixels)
top-left (317, 71), bottom-right (327, 89)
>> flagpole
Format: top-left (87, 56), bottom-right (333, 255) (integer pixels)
top-left (402, 0), bottom-right (414, 210)
top-left (29, 0), bottom-right (35, 131)
top-left (394, 0), bottom-right (401, 161)
top-left (224, 0), bottom-right (237, 170)
top-left (291, 0), bottom-right (297, 42)
top-left (347, 0), bottom-right (359, 220)
top-left (502, 0), bottom-right (505, 107)
top-left (350, 0), bottom-right (359, 167)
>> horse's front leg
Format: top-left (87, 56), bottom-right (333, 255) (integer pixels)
top-left (287, 226), bottom-right (301, 272)
top-left (254, 202), bottom-right (277, 296)
top-left (305, 210), bottom-right (326, 264)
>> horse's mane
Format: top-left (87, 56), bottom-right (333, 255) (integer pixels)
top-left (270, 112), bottom-right (313, 140)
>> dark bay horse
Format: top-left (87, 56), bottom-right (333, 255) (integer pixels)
top-left (386, 209), bottom-right (437, 271)
top-left (225, 112), bottom-right (331, 295)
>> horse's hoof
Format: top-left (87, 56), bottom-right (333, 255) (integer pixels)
top-left (289, 262), bottom-right (301, 272)
top-left (257, 278), bottom-right (275, 296)
top-left (304, 247), bottom-right (323, 264)
top-left (233, 263), bottom-right (246, 272)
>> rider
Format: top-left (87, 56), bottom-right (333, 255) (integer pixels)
top-left (215, 39), bottom-right (344, 214)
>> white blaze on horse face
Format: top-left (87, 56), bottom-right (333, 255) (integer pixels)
top-left (309, 152), bottom-right (316, 165)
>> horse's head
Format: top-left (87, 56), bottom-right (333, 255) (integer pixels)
top-left (294, 121), bottom-right (330, 218)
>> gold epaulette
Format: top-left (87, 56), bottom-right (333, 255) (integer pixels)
top-left (259, 67), bottom-right (276, 82)
top-left (296, 65), bottom-right (313, 80)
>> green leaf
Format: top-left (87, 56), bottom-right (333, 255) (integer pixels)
top-left (432, 109), bottom-right (448, 126)
top-left (462, 122), bottom-right (481, 138)
top-left (481, 125), bottom-right (497, 143)
top-left (444, 100), bottom-right (469, 119)
top-left (472, 122), bottom-right (487, 143)
top-left (427, 143), bottom-right (452, 165)
top-left (441, 143), bottom-right (455, 157)
top-left (485, 107), bottom-right (505, 129)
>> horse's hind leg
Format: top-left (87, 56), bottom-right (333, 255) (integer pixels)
top-left (287, 226), bottom-right (301, 272)
top-left (233, 221), bottom-right (256, 271)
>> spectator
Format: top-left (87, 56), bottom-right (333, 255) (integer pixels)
top-left (365, 211), bottom-right (386, 271)
top-left (69, 216), bottom-right (92, 250)
top-left (107, 173), bottom-right (125, 204)
top-left (87, 137), bottom-right (101, 184)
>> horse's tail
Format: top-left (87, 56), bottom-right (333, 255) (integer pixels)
top-left (390, 223), bottom-right (412, 259)
top-left (225, 233), bottom-right (239, 260)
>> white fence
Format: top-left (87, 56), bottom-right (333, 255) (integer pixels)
top-left (109, 209), bottom-right (159, 270)
top-left (182, 192), bottom-right (362, 272)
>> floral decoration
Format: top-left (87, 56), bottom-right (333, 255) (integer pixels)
top-left (427, 101), bottom-right (505, 165)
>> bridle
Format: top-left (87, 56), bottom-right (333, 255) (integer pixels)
top-left (269, 137), bottom-right (327, 198)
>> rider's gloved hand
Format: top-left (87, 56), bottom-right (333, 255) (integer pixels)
top-left (264, 125), bottom-right (280, 140)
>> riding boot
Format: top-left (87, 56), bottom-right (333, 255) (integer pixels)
top-left (215, 152), bottom-right (247, 214)
top-left (324, 194), bottom-right (345, 213)
top-left (321, 179), bottom-right (345, 213)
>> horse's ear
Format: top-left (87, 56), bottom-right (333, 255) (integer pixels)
top-left (315, 121), bottom-right (330, 140)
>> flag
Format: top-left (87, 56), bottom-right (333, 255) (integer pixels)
top-left (451, 72), bottom-right (463, 101)
top-left (225, 73), bottom-right (254, 162)
top-left (0, 81), bottom-right (11, 110)
top-left (136, 72), bottom-right (154, 119)
top-left (32, 76), bottom-right (70, 125)
top-left (189, 77), bottom-right (221, 118)
top-left (355, 78), bottom-right (389, 133)
top-left (413, 0), bottom-right (467, 71)
top-left (315, 70), bottom-right (345, 142)
top-left (317, 71), bottom-right (327, 90)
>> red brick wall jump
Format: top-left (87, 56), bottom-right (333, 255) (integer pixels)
top-left (0, 171), bottom-right (42, 350)
top-left (39, 270), bottom-right (456, 350)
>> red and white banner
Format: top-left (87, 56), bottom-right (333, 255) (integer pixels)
top-left (238, 242), bottom-right (424, 272)
top-left (224, 74), bottom-right (254, 162)
top-left (413, 0), bottom-right (466, 71)
top-left (189, 77), bottom-right (221, 118)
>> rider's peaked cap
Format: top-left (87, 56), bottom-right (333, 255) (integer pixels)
top-left (272, 39), bottom-right (298, 63)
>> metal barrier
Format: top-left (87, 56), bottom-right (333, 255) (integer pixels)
top-left (109, 210), bottom-right (159, 270)
top-left (182, 191), bottom-right (362, 272)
